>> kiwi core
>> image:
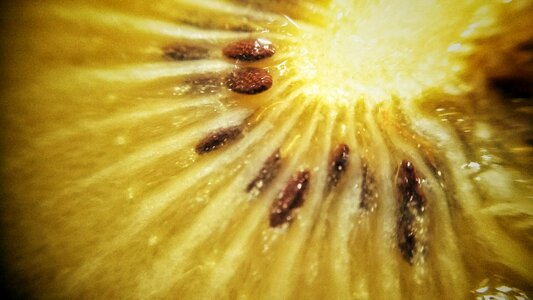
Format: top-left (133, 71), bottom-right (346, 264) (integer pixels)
top-left (291, 1), bottom-right (499, 105)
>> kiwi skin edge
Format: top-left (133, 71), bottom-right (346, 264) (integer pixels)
top-left (0, 0), bottom-right (532, 299)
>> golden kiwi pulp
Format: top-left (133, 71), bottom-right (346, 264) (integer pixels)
top-left (1, 0), bottom-right (532, 299)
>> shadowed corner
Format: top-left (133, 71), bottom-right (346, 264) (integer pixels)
top-left (0, 2), bottom-right (40, 299)
top-left (0, 237), bottom-right (32, 300)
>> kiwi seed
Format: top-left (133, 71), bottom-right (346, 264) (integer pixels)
top-left (225, 67), bottom-right (273, 94)
top-left (222, 38), bottom-right (276, 61)
top-left (327, 143), bottom-right (350, 189)
top-left (195, 125), bottom-right (243, 154)
top-left (396, 160), bottom-right (427, 264)
top-left (270, 170), bottom-right (310, 227)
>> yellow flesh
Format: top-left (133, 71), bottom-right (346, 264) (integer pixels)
top-left (1, 0), bottom-right (532, 299)
top-left (291, 1), bottom-right (486, 105)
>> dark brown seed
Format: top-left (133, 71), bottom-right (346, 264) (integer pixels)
top-left (518, 39), bottom-right (533, 52)
top-left (397, 160), bottom-right (426, 210)
top-left (226, 67), bottom-right (273, 95)
top-left (396, 160), bottom-right (427, 264)
top-left (246, 149), bottom-right (281, 193)
top-left (270, 170), bottom-right (310, 227)
top-left (223, 38), bottom-right (275, 61)
top-left (489, 76), bottom-right (532, 100)
top-left (163, 44), bottom-right (209, 61)
top-left (397, 215), bottom-right (417, 264)
top-left (195, 126), bottom-right (242, 154)
top-left (327, 144), bottom-right (350, 189)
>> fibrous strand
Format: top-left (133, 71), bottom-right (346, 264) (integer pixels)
top-left (163, 43), bottom-right (209, 60)
top-left (246, 149), bottom-right (282, 193)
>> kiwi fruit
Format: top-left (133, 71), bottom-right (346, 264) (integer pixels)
top-left (1, 0), bottom-right (532, 299)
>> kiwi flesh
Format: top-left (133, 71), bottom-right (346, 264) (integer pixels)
top-left (0, 0), bottom-right (532, 299)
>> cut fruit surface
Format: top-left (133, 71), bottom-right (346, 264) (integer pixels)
top-left (0, 0), bottom-right (532, 299)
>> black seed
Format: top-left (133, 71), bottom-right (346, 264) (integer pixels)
top-left (396, 160), bottom-right (427, 264)
top-left (225, 67), bottom-right (273, 95)
top-left (246, 149), bottom-right (281, 193)
top-left (489, 76), bottom-right (532, 99)
top-left (270, 170), bottom-right (310, 227)
top-left (195, 126), bottom-right (242, 154)
top-left (327, 144), bottom-right (350, 189)
top-left (518, 39), bottom-right (533, 52)
top-left (397, 160), bottom-right (425, 210)
top-left (223, 38), bottom-right (276, 61)
top-left (163, 43), bottom-right (209, 61)
top-left (397, 216), bottom-right (417, 264)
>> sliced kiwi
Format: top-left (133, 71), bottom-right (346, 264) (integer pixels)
top-left (1, 0), bottom-right (532, 299)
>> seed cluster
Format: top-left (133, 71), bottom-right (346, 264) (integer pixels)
top-left (192, 39), bottom-right (275, 156)
top-left (182, 39), bottom-right (428, 245)
top-left (223, 38), bottom-right (275, 95)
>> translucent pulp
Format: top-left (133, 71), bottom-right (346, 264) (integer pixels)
top-left (291, 0), bottom-right (500, 106)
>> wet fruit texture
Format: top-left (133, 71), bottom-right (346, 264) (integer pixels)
top-left (0, 0), bottom-right (532, 299)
